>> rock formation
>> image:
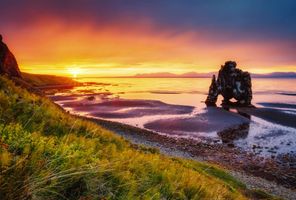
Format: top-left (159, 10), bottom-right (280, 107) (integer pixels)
top-left (205, 75), bottom-right (218, 106)
top-left (0, 34), bottom-right (22, 78)
top-left (205, 61), bottom-right (252, 106)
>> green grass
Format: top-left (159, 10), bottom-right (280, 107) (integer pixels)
top-left (0, 76), bottom-right (249, 200)
top-left (22, 72), bottom-right (77, 87)
top-left (173, 158), bottom-right (246, 191)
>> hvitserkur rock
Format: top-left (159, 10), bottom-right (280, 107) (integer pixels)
top-left (205, 61), bottom-right (252, 107)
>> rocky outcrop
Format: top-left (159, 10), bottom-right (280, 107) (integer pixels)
top-left (0, 34), bottom-right (22, 78)
top-left (205, 61), bottom-right (252, 106)
top-left (0, 35), bottom-right (44, 95)
top-left (205, 75), bottom-right (218, 106)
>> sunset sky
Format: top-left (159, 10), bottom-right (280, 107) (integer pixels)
top-left (1, 0), bottom-right (296, 77)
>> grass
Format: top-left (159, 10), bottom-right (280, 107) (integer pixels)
top-left (175, 159), bottom-right (246, 191)
top-left (0, 75), bottom-right (251, 199)
top-left (22, 72), bottom-right (78, 87)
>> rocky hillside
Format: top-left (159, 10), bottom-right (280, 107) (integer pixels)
top-left (0, 35), bottom-right (78, 95)
top-left (0, 35), bottom-right (22, 78)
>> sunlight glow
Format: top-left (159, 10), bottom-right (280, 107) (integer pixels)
top-left (68, 67), bottom-right (81, 78)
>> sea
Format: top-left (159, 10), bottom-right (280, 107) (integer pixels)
top-left (52, 77), bottom-right (296, 158)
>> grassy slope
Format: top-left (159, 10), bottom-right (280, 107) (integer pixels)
top-left (22, 72), bottom-right (77, 87)
top-left (0, 76), bottom-right (249, 200)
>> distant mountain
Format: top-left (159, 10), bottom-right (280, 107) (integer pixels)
top-left (133, 72), bottom-right (296, 78)
top-left (134, 72), bottom-right (215, 78)
top-left (251, 72), bottom-right (296, 78)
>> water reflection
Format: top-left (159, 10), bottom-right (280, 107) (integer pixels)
top-left (51, 77), bottom-right (296, 157)
top-left (217, 107), bottom-right (251, 146)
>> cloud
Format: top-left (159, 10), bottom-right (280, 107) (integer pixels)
top-left (2, 0), bottom-right (296, 40)
top-left (0, 0), bottom-right (295, 75)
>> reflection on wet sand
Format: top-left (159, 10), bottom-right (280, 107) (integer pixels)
top-left (49, 78), bottom-right (296, 160)
top-left (216, 106), bottom-right (251, 146)
top-left (237, 106), bottom-right (296, 129)
top-left (60, 99), bottom-right (195, 118)
top-left (46, 78), bottom-right (296, 191)
top-left (217, 123), bottom-right (250, 147)
top-left (144, 107), bottom-right (249, 135)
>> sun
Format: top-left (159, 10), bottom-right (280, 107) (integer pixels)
top-left (68, 68), bottom-right (81, 78)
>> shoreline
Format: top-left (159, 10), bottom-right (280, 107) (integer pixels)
top-left (77, 115), bottom-right (296, 199)
top-left (43, 81), bottom-right (296, 199)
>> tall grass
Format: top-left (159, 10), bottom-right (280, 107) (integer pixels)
top-left (0, 76), bottom-right (247, 200)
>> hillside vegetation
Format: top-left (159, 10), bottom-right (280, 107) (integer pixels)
top-left (0, 76), bottom-right (250, 199)
top-left (22, 72), bottom-right (78, 87)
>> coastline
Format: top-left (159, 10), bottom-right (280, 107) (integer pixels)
top-left (42, 79), bottom-right (296, 199)
top-left (77, 115), bottom-right (296, 199)
top-left (2, 75), bottom-right (254, 200)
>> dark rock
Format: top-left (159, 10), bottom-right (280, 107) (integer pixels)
top-left (205, 61), bottom-right (252, 106)
top-left (217, 123), bottom-right (249, 144)
top-left (205, 75), bottom-right (218, 106)
top-left (0, 35), bottom-right (45, 95)
top-left (86, 96), bottom-right (95, 101)
top-left (0, 34), bottom-right (22, 78)
top-left (227, 143), bottom-right (235, 148)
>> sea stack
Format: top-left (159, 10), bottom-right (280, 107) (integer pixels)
top-left (205, 61), bottom-right (252, 106)
top-left (0, 34), bottom-right (22, 78)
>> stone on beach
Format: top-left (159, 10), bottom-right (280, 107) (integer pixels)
top-left (205, 61), bottom-right (252, 106)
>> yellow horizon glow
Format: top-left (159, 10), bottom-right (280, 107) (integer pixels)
top-left (20, 63), bottom-right (296, 77)
top-left (4, 19), bottom-right (296, 76)
top-left (67, 67), bottom-right (82, 78)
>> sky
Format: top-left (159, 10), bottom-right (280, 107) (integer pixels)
top-left (1, 0), bottom-right (296, 77)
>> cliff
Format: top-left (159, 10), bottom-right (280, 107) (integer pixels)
top-left (0, 34), bottom-right (22, 78)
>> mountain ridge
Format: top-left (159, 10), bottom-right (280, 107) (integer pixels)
top-left (133, 71), bottom-right (296, 78)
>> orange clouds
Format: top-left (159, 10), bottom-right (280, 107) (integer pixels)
top-left (4, 18), bottom-right (296, 76)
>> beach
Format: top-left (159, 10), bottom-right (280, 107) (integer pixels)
top-left (47, 77), bottom-right (296, 198)
top-left (87, 117), bottom-right (296, 199)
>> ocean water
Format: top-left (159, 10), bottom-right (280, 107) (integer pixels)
top-left (52, 78), bottom-right (296, 158)
top-left (74, 77), bottom-right (296, 107)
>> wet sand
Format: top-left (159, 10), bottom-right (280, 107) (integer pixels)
top-left (48, 90), bottom-right (296, 198)
top-left (60, 99), bottom-right (195, 118)
top-left (258, 102), bottom-right (296, 109)
top-left (57, 96), bottom-right (296, 189)
top-left (237, 105), bottom-right (296, 128)
top-left (144, 107), bottom-right (249, 135)
top-left (42, 77), bottom-right (296, 199)
top-left (53, 93), bottom-right (296, 157)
